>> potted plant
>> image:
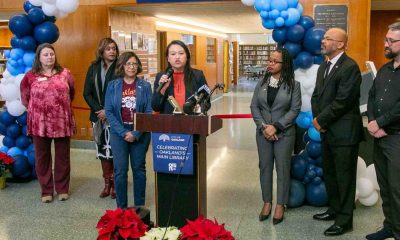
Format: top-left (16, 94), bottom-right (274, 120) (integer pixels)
top-left (180, 215), bottom-right (235, 240)
top-left (0, 152), bottom-right (14, 189)
top-left (140, 226), bottom-right (181, 240)
top-left (96, 208), bottom-right (148, 240)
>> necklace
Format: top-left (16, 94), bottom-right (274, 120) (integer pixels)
top-left (268, 76), bottom-right (280, 88)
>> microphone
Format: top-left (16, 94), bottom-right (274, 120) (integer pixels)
top-left (183, 84), bottom-right (211, 115)
top-left (156, 68), bottom-right (174, 93)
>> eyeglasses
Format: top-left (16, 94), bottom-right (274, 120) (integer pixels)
top-left (266, 59), bottom-right (283, 65)
top-left (125, 62), bottom-right (139, 68)
top-left (384, 38), bottom-right (400, 45)
top-left (322, 37), bottom-right (343, 42)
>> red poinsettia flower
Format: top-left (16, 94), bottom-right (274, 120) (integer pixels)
top-left (180, 215), bottom-right (235, 240)
top-left (96, 208), bottom-right (147, 240)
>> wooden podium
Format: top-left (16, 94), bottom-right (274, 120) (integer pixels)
top-left (134, 113), bottom-right (222, 227)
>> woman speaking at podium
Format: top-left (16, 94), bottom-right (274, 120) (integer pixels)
top-left (152, 40), bottom-right (208, 114)
top-left (250, 48), bottom-right (301, 224)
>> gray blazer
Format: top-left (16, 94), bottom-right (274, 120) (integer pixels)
top-left (250, 78), bottom-right (302, 136)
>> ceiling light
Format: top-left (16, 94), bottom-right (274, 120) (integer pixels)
top-left (156, 21), bottom-right (228, 39)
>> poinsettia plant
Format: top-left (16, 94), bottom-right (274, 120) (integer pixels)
top-left (140, 226), bottom-right (181, 240)
top-left (180, 215), bottom-right (235, 240)
top-left (96, 208), bottom-right (148, 240)
top-left (0, 152), bottom-right (14, 178)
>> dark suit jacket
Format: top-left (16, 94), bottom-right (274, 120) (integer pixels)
top-left (83, 60), bottom-right (117, 122)
top-left (152, 68), bottom-right (208, 114)
top-left (311, 53), bottom-right (364, 146)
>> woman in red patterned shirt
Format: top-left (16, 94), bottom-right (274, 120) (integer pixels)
top-left (20, 43), bottom-right (75, 203)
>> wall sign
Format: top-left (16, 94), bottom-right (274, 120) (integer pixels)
top-left (313, 5), bottom-right (348, 32)
top-left (152, 133), bottom-right (193, 175)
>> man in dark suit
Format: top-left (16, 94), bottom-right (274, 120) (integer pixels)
top-left (366, 22), bottom-right (400, 240)
top-left (311, 28), bottom-right (364, 236)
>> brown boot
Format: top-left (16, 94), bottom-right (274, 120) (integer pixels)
top-left (110, 175), bottom-right (116, 199)
top-left (99, 160), bottom-right (112, 198)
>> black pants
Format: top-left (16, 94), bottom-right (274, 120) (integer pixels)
top-left (322, 142), bottom-right (358, 226)
top-left (374, 134), bottom-right (400, 239)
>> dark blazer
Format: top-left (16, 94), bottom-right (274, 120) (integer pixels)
top-left (152, 68), bottom-right (208, 114)
top-left (311, 53), bottom-right (364, 146)
top-left (83, 60), bottom-right (117, 122)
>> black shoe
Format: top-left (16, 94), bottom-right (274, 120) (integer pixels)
top-left (273, 216), bottom-right (284, 225)
top-left (259, 208), bottom-right (272, 222)
top-left (324, 223), bottom-right (353, 236)
top-left (366, 227), bottom-right (393, 240)
top-left (313, 211), bottom-right (336, 221)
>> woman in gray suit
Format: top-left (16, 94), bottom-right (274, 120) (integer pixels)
top-left (250, 48), bottom-right (301, 224)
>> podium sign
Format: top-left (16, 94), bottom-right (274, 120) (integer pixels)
top-left (152, 133), bottom-right (194, 175)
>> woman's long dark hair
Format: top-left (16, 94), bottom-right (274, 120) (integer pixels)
top-left (94, 37), bottom-right (119, 64)
top-left (31, 43), bottom-right (63, 74)
top-left (261, 47), bottom-right (295, 92)
top-left (165, 40), bottom-right (193, 91)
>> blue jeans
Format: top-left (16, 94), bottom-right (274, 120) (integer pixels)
top-left (110, 129), bottom-right (150, 208)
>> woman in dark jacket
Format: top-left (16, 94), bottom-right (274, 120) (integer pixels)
top-left (152, 40), bottom-right (209, 114)
top-left (83, 38), bottom-right (119, 199)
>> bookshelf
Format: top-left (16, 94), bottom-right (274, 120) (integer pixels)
top-left (206, 37), bottom-right (216, 63)
top-left (239, 44), bottom-right (276, 73)
top-left (0, 47), bottom-right (11, 78)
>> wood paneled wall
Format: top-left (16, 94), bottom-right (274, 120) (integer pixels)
top-left (0, 27), bottom-right (12, 47)
top-left (54, 5), bottom-right (110, 140)
top-left (300, 0), bottom-right (371, 71)
top-left (369, 11), bottom-right (400, 69)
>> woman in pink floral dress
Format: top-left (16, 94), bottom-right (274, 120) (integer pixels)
top-left (20, 43), bottom-right (75, 203)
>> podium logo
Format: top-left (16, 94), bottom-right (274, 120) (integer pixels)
top-left (159, 134), bottom-right (170, 142)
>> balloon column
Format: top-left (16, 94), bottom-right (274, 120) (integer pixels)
top-left (0, 0), bottom-right (80, 180)
top-left (355, 157), bottom-right (380, 206)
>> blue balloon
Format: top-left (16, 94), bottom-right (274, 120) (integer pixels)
top-left (6, 63), bottom-right (20, 76)
top-left (303, 130), bottom-right (311, 144)
top-left (19, 35), bottom-right (37, 51)
top-left (8, 14), bottom-right (33, 37)
top-left (308, 126), bottom-right (321, 142)
top-left (312, 176), bottom-right (322, 185)
top-left (287, 0), bottom-right (299, 8)
top-left (295, 112), bottom-right (312, 129)
top-left (314, 156), bottom-right (323, 167)
top-left (271, 0), bottom-right (288, 11)
top-left (0, 122), bottom-right (7, 135)
top-left (303, 175), bottom-right (311, 184)
top-left (275, 17), bottom-right (285, 27)
top-left (0, 111), bottom-right (17, 126)
top-left (22, 125), bottom-right (28, 136)
top-left (303, 27), bottom-right (326, 55)
top-left (7, 146), bottom-right (24, 157)
top-left (280, 10), bottom-right (288, 19)
top-left (10, 48), bottom-right (25, 59)
top-left (23, 0), bottom-right (37, 13)
top-left (11, 155), bottom-right (31, 178)
top-left (254, 0), bottom-right (271, 12)
top-left (9, 59), bottom-right (18, 67)
top-left (288, 179), bottom-right (306, 208)
top-left (306, 141), bottom-right (322, 158)
top-left (16, 112), bottom-right (28, 126)
top-left (262, 18), bottom-right (275, 30)
top-left (306, 169), bottom-right (316, 179)
top-left (260, 11), bottom-right (268, 18)
top-left (296, 3), bottom-right (304, 15)
top-left (6, 124), bottom-right (22, 138)
top-left (11, 36), bottom-right (21, 48)
top-left (0, 146), bottom-right (9, 153)
top-left (27, 150), bottom-right (36, 166)
top-left (313, 54), bottom-right (325, 65)
top-left (269, 9), bottom-right (280, 19)
top-left (272, 28), bottom-right (287, 44)
top-left (23, 52), bottom-right (35, 67)
top-left (16, 136), bottom-right (31, 149)
top-left (295, 51), bottom-right (313, 69)
top-left (3, 50), bottom-right (11, 58)
top-left (33, 21), bottom-right (60, 44)
top-left (17, 59), bottom-right (24, 66)
top-left (287, 24), bottom-right (305, 43)
top-left (28, 7), bottom-right (46, 25)
top-left (315, 167), bottom-right (323, 177)
top-left (291, 155), bottom-right (307, 180)
top-left (27, 143), bottom-right (35, 153)
top-left (285, 8), bottom-right (301, 27)
top-left (298, 15), bottom-right (315, 30)
top-left (25, 67), bottom-right (32, 73)
top-left (306, 182), bottom-right (328, 206)
top-left (283, 41), bottom-right (302, 58)
top-left (3, 136), bottom-right (16, 148)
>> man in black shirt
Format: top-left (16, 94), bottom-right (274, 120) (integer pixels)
top-left (366, 22), bottom-right (400, 240)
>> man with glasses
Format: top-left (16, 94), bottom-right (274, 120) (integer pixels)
top-left (366, 22), bottom-right (400, 240)
top-left (311, 28), bottom-right (364, 236)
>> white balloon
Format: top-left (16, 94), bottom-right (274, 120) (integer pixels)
top-left (0, 135), bottom-right (4, 147)
top-left (301, 94), bottom-right (311, 112)
top-left (2, 70), bottom-right (11, 79)
top-left (43, 0), bottom-right (56, 3)
top-left (56, 0), bottom-right (79, 14)
top-left (0, 83), bottom-right (19, 101)
top-left (1, 75), bottom-right (15, 85)
top-left (14, 74), bottom-right (25, 87)
top-left (28, 0), bottom-right (43, 6)
top-left (42, 2), bottom-right (59, 17)
top-left (357, 156), bottom-right (367, 179)
top-left (366, 164), bottom-right (380, 190)
top-left (357, 177), bottom-right (374, 198)
top-left (56, 11), bottom-right (69, 19)
top-left (241, 0), bottom-right (255, 6)
top-left (355, 189), bottom-right (359, 202)
top-left (6, 100), bottom-right (26, 117)
top-left (359, 191), bottom-right (379, 207)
